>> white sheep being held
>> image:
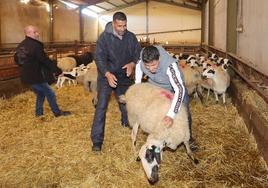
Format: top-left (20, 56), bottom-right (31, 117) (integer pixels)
top-left (125, 83), bottom-right (198, 184)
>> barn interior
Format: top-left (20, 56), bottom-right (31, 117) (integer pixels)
top-left (0, 0), bottom-right (268, 187)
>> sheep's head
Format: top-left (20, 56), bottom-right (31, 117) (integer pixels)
top-left (186, 55), bottom-right (196, 63)
top-left (208, 53), bottom-right (219, 61)
top-left (202, 67), bottom-right (215, 79)
top-left (139, 140), bottom-right (163, 185)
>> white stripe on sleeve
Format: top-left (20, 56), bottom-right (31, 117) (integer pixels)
top-left (166, 62), bottom-right (185, 119)
top-left (135, 60), bottom-right (143, 84)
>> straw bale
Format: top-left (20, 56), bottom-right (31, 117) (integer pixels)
top-left (0, 84), bottom-right (267, 187)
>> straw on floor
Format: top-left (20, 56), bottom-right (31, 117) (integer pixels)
top-left (0, 84), bottom-right (267, 187)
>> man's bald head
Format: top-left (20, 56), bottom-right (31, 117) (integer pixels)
top-left (24, 25), bottom-right (40, 40)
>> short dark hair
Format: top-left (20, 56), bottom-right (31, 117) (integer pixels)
top-left (142, 46), bottom-right (160, 63)
top-left (113, 12), bottom-right (127, 21)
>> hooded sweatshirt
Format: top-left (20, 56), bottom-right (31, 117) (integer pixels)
top-left (95, 22), bottom-right (141, 78)
top-left (135, 45), bottom-right (185, 119)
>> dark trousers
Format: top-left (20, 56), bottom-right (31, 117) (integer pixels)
top-left (91, 76), bottom-right (132, 146)
top-left (183, 89), bottom-right (193, 140)
top-left (32, 82), bottom-right (61, 116)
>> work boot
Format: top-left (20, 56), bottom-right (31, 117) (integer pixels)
top-left (54, 110), bottom-right (71, 117)
top-left (92, 144), bottom-right (102, 152)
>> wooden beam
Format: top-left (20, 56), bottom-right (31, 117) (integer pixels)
top-left (208, 0), bottom-right (214, 45)
top-left (99, 0), bottom-right (145, 15)
top-left (66, 0), bottom-right (106, 6)
top-left (79, 7), bottom-right (84, 42)
top-left (226, 0), bottom-right (237, 53)
top-left (185, 0), bottom-right (202, 6)
top-left (48, 0), bottom-right (54, 43)
top-left (201, 0), bottom-right (205, 43)
top-left (152, 0), bottom-right (201, 11)
top-left (136, 28), bottom-right (201, 35)
top-left (121, 0), bottom-right (129, 4)
top-left (0, 1), bottom-right (2, 47)
top-left (105, 1), bottom-right (118, 7)
top-left (94, 4), bottom-right (109, 11)
top-left (146, 0), bottom-right (149, 41)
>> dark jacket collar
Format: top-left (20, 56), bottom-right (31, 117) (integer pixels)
top-left (25, 36), bottom-right (43, 46)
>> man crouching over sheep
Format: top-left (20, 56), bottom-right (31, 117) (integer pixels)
top-left (135, 45), bottom-right (197, 150)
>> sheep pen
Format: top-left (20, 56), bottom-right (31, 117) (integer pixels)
top-left (0, 84), bottom-right (268, 187)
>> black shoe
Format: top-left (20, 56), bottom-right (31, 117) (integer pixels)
top-left (54, 111), bottom-right (71, 117)
top-left (121, 123), bottom-right (130, 128)
top-left (92, 144), bottom-right (102, 152)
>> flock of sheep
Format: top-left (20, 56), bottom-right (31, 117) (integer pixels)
top-left (52, 50), bottom-right (232, 184)
top-left (170, 52), bottom-right (231, 104)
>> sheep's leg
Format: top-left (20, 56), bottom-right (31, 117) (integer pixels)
top-left (196, 86), bottom-right (204, 104)
top-left (131, 122), bottom-right (139, 155)
top-left (214, 91), bottom-right (219, 103)
top-left (60, 78), bottom-right (65, 88)
top-left (206, 88), bottom-right (210, 101)
top-left (184, 141), bottom-right (199, 165)
top-left (73, 80), bottom-right (77, 86)
top-left (222, 92), bottom-right (226, 104)
top-left (92, 91), bottom-right (98, 108)
top-left (56, 77), bottom-right (61, 88)
top-left (91, 82), bottom-right (98, 108)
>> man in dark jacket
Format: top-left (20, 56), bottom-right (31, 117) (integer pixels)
top-left (14, 25), bottom-right (71, 117)
top-left (91, 12), bottom-right (141, 151)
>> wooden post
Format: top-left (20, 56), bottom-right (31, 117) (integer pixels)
top-left (48, 0), bottom-right (54, 45)
top-left (226, 0), bottom-right (237, 53)
top-left (146, 0), bottom-right (149, 43)
top-left (208, 0), bottom-right (214, 46)
top-left (79, 7), bottom-right (84, 43)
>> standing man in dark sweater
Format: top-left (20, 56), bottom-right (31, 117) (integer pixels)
top-left (14, 25), bottom-right (71, 117)
top-left (91, 12), bottom-right (141, 152)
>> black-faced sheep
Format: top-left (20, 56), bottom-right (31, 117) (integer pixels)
top-left (202, 66), bottom-right (230, 104)
top-left (68, 52), bottom-right (94, 67)
top-left (125, 83), bottom-right (198, 184)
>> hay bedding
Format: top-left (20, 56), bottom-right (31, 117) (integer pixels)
top-left (0, 85), bottom-right (267, 188)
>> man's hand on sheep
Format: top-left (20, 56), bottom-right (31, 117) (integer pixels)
top-left (105, 72), bottom-right (117, 88)
top-left (122, 62), bottom-right (135, 77)
top-left (163, 116), bottom-right (173, 128)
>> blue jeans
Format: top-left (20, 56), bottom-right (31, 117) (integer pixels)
top-left (91, 75), bottom-right (132, 146)
top-left (32, 83), bottom-right (60, 116)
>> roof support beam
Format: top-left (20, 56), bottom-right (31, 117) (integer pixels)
top-left (94, 4), bottom-right (109, 11)
top-left (79, 6), bottom-right (84, 42)
top-left (152, 0), bottom-right (201, 11)
top-left (121, 0), bottom-right (129, 4)
top-left (105, 1), bottom-right (118, 7)
top-left (48, 0), bottom-right (54, 42)
top-left (99, 0), bottom-right (146, 15)
top-left (184, 0), bottom-right (202, 6)
top-left (66, 0), bottom-right (106, 6)
top-left (146, 0), bottom-right (149, 41)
